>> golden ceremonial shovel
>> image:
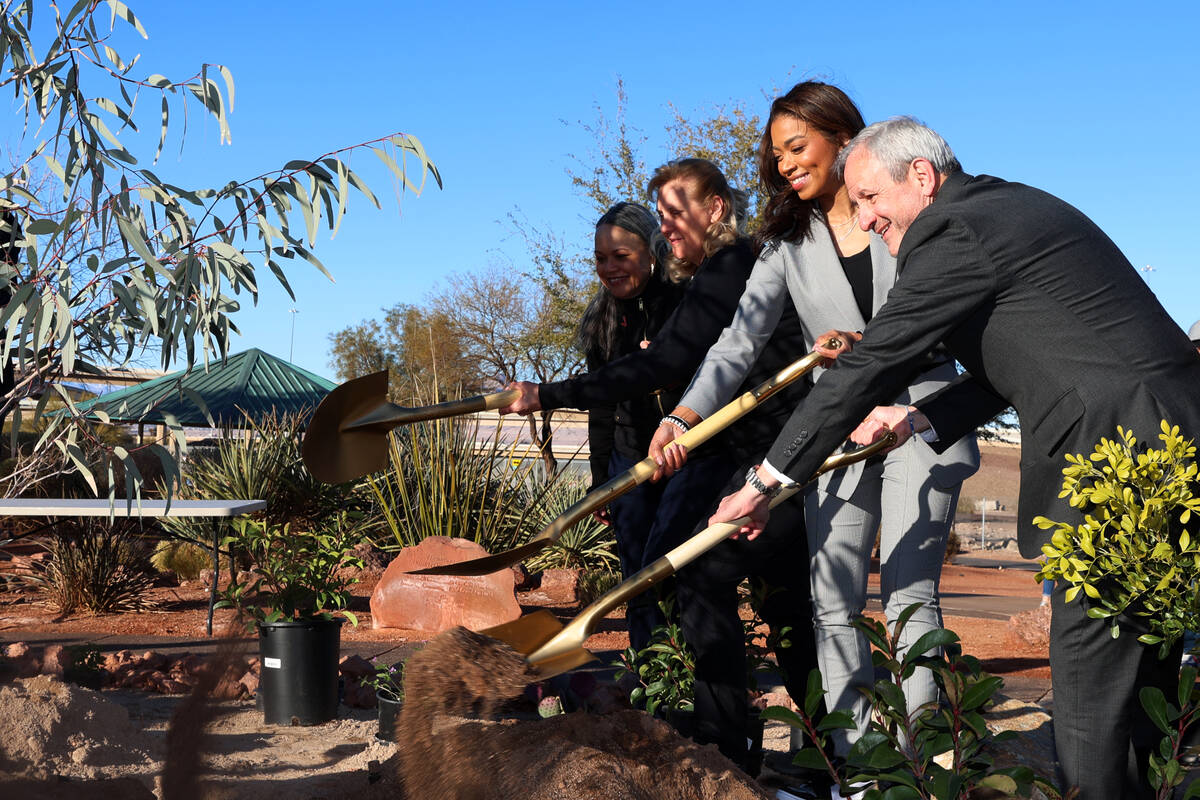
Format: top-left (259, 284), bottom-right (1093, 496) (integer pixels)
top-left (408, 340), bottom-right (839, 577)
top-left (301, 370), bottom-right (520, 484)
top-left (481, 431), bottom-right (897, 679)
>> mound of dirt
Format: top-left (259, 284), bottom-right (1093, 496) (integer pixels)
top-left (0, 674), bottom-right (157, 787)
top-left (388, 627), bottom-right (769, 800)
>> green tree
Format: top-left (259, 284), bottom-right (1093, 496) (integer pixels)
top-left (0, 0), bottom-right (438, 496)
top-left (566, 78), bottom-right (765, 227)
top-left (664, 99), bottom-right (765, 228)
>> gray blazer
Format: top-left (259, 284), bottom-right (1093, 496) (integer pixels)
top-left (680, 218), bottom-right (979, 498)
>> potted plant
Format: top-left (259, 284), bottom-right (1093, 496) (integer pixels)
top-left (363, 657), bottom-right (406, 742)
top-left (220, 510), bottom-right (365, 725)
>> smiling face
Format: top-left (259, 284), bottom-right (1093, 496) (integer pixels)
top-left (844, 148), bottom-right (933, 256)
top-left (769, 115), bottom-right (844, 203)
top-left (593, 223), bottom-right (653, 300)
top-left (654, 177), bottom-right (722, 266)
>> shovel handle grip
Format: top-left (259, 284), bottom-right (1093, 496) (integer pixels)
top-left (344, 388), bottom-right (521, 430)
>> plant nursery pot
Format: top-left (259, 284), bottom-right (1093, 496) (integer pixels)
top-left (376, 692), bottom-right (403, 743)
top-left (257, 616), bottom-right (344, 725)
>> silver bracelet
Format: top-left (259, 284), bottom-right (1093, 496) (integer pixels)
top-left (661, 414), bottom-right (690, 434)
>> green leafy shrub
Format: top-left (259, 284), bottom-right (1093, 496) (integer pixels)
top-left (613, 598), bottom-right (695, 716)
top-left (33, 518), bottom-right (158, 613)
top-left (767, 605), bottom-right (1055, 799)
top-left (1140, 665), bottom-right (1200, 800)
top-left (219, 511), bottom-right (365, 625)
top-left (150, 539), bottom-right (211, 581)
top-left (1035, 421), bottom-right (1200, 655)
top-left (364, 657), bottom-right (406, 702)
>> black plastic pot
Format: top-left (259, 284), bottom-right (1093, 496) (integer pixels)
top-left (257, 616), bottom-right (344, 725)
top-left (376, 692), bottom-right (403, 743)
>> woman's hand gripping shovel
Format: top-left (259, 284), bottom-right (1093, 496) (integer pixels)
top-left (480, 430), bottom-right (896, 679)
top-left (407, 338), bottom-right (840, 578)
top-left (301, 371), bottom-right (521, 484)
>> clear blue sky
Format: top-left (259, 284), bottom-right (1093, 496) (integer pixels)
top-left (25, 1), bottom-right (1200, 380)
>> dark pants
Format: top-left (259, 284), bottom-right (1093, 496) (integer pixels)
top-left (607, 450), bottom-right (732, 653)
top-left (677, 462), bottom-right (818, 769)
top-left (1050, 580), bottom-right (1183, 798)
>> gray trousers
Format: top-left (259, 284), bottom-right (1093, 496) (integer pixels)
top-left (804, 443), bottom-right (961, 754)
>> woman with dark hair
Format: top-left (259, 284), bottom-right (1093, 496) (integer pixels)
top-left (651, 82), bottom-right (980, 758)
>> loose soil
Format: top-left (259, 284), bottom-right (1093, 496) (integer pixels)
top-left (0, 558), bottom-right (1050, 798)
top-left (388, 626), bottom-right (769, 799)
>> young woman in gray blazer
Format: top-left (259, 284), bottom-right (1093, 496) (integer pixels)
top-left (650, 82), bottom-right (980, 756)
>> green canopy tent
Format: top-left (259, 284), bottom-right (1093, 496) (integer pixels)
top-left (66, 348), bottom-right (335, 440)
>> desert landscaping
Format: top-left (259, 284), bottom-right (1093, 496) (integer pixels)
top-left (0, 442), bottom-right (1065, 799)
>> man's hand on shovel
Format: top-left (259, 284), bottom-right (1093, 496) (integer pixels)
top-left (812, 328), bottom-right (861, 366)
top-left (707, 467), bottom-right (775, 541)
top-left (850, 404), bottom-right (931, 451)
top-left (499, 381), bottom-right (541, 415)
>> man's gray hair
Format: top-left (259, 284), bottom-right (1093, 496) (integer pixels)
top-left (835, 116), bottom-right (961, 182)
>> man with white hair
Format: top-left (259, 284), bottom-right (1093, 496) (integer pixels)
top-left (706, 117), bottom-right (1200, 797)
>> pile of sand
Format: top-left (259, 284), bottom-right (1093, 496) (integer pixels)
top-left (0, 674), bottom-right (158, 794)
top-left (388, 627), bottom-right (770, 800)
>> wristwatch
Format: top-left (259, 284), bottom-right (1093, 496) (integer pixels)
top-left (744, 466), bottom-right (782, 499)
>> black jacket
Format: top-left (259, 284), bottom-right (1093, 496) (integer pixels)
top-left (542, 238), bottom-right (812, 484)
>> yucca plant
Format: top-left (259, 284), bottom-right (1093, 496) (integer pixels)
top-left (520, 474), bottom-right (619, 574)
top-left (33, 518), bottom-right (158, 613)
top-left (368, 412), bottom-right (542, 552)
top-left (160, 409), bottom-right (367, 547)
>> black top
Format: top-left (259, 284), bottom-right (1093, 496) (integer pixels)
top-left (573, 277), bottom-right (685, 486)
top-left (541, 238), bottom-right (812, 484)
top-left (838, 245), bottom-right (874, 323)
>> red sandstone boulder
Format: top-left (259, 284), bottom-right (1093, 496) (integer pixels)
top-left (41, 644), bottom-right (66, 676)
top-left (370, 537), bottom-right (521, 633)
top-left (239, 671), bottom-right (259, 697)
top-left (511, 563), bottom-right (537, 591)
top-left (524, 568), bottom-right (580, 604)
top-left (339, 654), bottom-right (373, 680)
top-left (1007, 603), bottom-right (1052, 649)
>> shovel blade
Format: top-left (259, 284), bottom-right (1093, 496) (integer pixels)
top-left (480, 610), bottom-right (598, 680)
top-left (481, 610), bottom-right (564, 658)
top-left (407, 540), bottom-right (550, 576)
top-left (302, 371), bottom-right (391, 483)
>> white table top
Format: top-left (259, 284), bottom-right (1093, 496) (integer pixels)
top-left (0, 499), bottom-right (266, 517)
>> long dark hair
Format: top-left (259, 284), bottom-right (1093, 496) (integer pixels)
top-left (755, 82), bottom-right (866, 248)
top-left (577, 202), bottom-right (670, 363)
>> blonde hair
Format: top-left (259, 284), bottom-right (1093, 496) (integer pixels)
top-left (647, 158), bottom-right (747, 281)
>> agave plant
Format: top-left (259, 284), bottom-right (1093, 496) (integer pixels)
top-left (520, 474), bottom-right (618, 574)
